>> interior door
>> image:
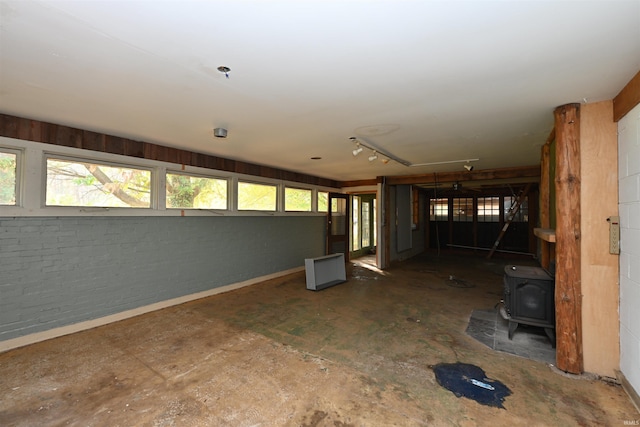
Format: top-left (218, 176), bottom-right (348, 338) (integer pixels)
top-left (327, 193), bottom-right (349, 260)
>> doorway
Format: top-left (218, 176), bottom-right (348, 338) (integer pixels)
top-left (350, 194), bottom-right (377, 259)
top-left (327, 193), bottom-right (350, 260)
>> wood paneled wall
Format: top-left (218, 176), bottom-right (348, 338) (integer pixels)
top-left (580, 100), bottom-right (619, 378)
top-left (0, 114), bottom-right (341, 189)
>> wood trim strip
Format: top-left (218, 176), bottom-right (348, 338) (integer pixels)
top-left (340, 179), bottom-right (378, 187)
top-left (0, 113), bottom-right (341, 189)
top-left (613, 69), bottom-right (640, 122)
top-left (385, 165), bottom-right (541, 186)
top-left (616, 369), bottom-right (640, 413)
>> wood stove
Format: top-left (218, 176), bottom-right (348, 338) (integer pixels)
top-left (501, 265), bottom-right (555, 346)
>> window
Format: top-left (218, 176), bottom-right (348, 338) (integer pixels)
top-left (429, 198), bottom-right (448, 221)
top-left (352, 196), bottom-right (360, 250)
top-left (477, 197), bottom-right (500, 222)
top-left (317, 191), bottom-right (328, 212)
top-left (453, 198), bottom-right (473, 222)
top-left (46, 157), bottom-right (151, 208)
top-left (0, 149), bottom-right (19, 206)
top-left (372, 198), bottom-right (377, 247)
top-left (4, 140), bottom-right (333, 216)
top-left (504, 196), bottom-right (528, 222)
top-left (237, 181), bottom-right (277, 211)
top-left (362, 200), bottom-right (370, 247)
top-left (166, 172), bottom-right (227, 209)
top-left (284, 187), bottom-right (311, 212)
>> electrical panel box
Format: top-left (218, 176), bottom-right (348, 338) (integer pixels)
top-left (608, 216), bottom-right (620, 255)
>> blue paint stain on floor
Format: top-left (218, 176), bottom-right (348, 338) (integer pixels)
top-left (432, 362), bottom-right (511, 409)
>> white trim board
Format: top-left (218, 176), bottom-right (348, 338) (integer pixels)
top-left (617, 370), bottom-right (640, 414)
top-left (0, 266), bottom-right (304, 353)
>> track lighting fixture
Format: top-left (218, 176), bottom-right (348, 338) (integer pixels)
top-left (348, 136), bottom-right (479, 168)
top-left (410, 158), bottom-right (479, 167)
top-left (347, 136), bottom-right (411, 166)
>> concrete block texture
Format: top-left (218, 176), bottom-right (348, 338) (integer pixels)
top-left (0, 215), bottom-right (325, 341)
top-left (618, 103), bottom-right (640, 403)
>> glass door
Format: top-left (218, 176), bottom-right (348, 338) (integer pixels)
top-left (327, 193), bottom-right (349, 260)
top-left (350, 194), bottom-right (377, 259)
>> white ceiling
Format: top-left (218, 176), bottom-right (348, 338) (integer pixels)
top-left (1, 1), bottom-right (639, 182)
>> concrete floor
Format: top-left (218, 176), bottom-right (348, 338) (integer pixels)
top-left (1, 252), bottom-right (638, 426)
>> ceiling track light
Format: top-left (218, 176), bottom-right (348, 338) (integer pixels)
top-left (349, 137), bottom-right (480, 168)
top-left (348, 136), bottom-right (411, 166)
top-left (410, 158), bottom-right (479, 167)
top-left (348, 136), bottom-right (480, 170)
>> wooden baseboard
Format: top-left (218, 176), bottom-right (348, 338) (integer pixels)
top-left (617, 370), bottom-right (640, 414)
top-left (0, 267), bottom-right (304, 353)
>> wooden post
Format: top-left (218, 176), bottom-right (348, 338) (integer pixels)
top-left (448, 197), bottom-right (454, 250)
top-left (383, 180), bottom-right (391, 268)
top-left (472, 197), bottom-right (478, 249)
top-left (553, 103), bottom-right (583, 374)
top-left (540, 142), bottom-right (551, 269)
top-left (425, 196), bottom-right (431, 251)
top-left (528, 188), bottom-right (538, 255)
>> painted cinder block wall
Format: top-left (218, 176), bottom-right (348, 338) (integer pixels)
top-left (0, 215), bottom-right (325, 342)
top-left (618, 102), bottom-right (640, 400)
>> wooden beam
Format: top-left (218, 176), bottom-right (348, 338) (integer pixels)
top-left (527, 188), bottom-right (538, 255)
top-left (472, 197), bottom-right (478, 249)
top-left (613, 69), bottom-right (640, 122)
top-left (539, 142), bottom-right (552, 270)
top-left (383, 182), bottom-right (391, 268)
top-left (553, 103), bottom-right (583, 374)
top-left (448, 197), bottom-right (454, 249)
top-left (385, 165), bottom-right (540, 186)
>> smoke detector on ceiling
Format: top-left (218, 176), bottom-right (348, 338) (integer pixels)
top-left (213, 128), bottom-right (228, 138)
top-left (217, 66), bottom-right (231, 78)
